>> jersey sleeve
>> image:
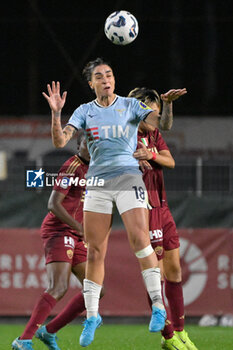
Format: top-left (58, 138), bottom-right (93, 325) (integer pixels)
top-left (131, 98), bottom-right (154, 121)
top-left (52, 163), bottom-right (73, 196)
top-left (67, 104), bottom-right (86, 130)
top-left (156, 131), bottom-right (169, 152)
top-left (53, 157), bottom-right (86, 196)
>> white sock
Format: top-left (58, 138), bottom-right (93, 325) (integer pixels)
top-left (142, 267), bottom-right (164, 309)
top-left (83, 279), bottom-right (102, 319)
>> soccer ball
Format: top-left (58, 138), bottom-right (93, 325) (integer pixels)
top-left (104, 10), bottom-right (139, 45)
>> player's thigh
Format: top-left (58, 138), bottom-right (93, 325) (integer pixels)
top-left (46, 262), bottom-right (72, 288)
top-left (121, 207), bottom-right (150, 250)
top-left (84, 188), bottom-right (113, 246)
top-left (84, 211), bottom-right (112, 247)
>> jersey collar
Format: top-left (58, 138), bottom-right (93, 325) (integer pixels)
top-left (94, 95), bottom-right (118, 108)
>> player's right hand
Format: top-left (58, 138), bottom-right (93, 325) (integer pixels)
top-left (42, 81), bottom-right (67, 113)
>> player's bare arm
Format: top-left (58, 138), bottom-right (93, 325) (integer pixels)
top-left (133, 142), bottom-right (175, 168)
top-left (43, 81), bottom-right (77, 148)
top-left (48, 190), bottom-right (84, 234)
top-left (144, 111), bottom-right (160, 128)
top-left (159, 88), bottom-right (187, 130)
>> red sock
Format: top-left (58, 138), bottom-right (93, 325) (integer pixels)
top-left (147, 281), bottom-right (174, 340)
top-left (20, 292), bottom-right (57, 340)
top-left (165, 279), bottom-right (184, 332)
top-left (161, 281), bottom-right (174, 340)
top-left (46, 292), bottom-right (85, 334)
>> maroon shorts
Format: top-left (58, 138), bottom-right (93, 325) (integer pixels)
top-left (149, 206), bottom-right (180, 260)
top-left (41, 231), bottom-right (87, 267)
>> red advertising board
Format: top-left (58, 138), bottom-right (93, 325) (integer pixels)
top-left (178, 228), bottom-right (233, 316)
top-left (0, 119), bottom-right (51, 138)
top-left (0, 228), bottom-right (233, 316)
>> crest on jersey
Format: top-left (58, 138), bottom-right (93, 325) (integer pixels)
top-left (115, 108), bottom-right (126, 116)
top-left (154, 246), bottom-right (163, 256)
top-left (66, 249), bottom-right (74, 259)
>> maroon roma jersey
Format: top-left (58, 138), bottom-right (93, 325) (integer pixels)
top-left (41, 155), bottom-right (88, 238)
top-left (137, 129), bottom-right (169, 208)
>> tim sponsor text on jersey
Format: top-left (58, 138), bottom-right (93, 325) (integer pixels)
top-left (86, 124), bottom-right (129, 141)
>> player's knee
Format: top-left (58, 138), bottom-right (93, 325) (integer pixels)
top-left (131, 231), bottom-right (151, 252)
top-left (165, 265), bottom-right (182, 282)
top-left (88, 245), bottom-right (105, 263)
top-left (46, 283), bottom-right (69, 300)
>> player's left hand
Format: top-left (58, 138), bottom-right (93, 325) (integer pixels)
top-left (161, 88), bottom-right (187, 103)
top-left (133, 141), bottom-right (153, 160)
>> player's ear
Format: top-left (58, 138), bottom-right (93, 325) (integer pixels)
top-left (88, 81), bottom-right (94, 90)
top-left (157, 102), bottom-right (161, 113)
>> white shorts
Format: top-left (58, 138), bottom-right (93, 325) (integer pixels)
top-left (84, 173), bottom-right (147, 215)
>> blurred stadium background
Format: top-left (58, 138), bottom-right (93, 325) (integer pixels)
top-left (0, 0), bottom-right (233, 326)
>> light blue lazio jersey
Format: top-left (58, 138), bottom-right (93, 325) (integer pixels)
top-left (68, 95), bottom-right (153, 180)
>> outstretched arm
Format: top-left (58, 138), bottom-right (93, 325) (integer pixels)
top-left (43, 81), bottom-right (77, 148)
top-left (143, 88), bottom-right (187, 130)
top-left (159, 88), bottom-right (187, 130)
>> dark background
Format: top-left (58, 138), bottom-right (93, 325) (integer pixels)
top-left (1, 0), bottom-right (233, 117)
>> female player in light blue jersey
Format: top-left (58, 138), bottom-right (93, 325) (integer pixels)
top-left (42, 58), bottom-right (184, 347)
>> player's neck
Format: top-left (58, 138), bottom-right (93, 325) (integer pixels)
top-left (96, 94), bottom-right (116, 107)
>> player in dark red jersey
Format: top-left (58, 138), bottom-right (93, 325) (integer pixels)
top-left (12, 131), bottom-right (98, 350)
top-left (131, 88), bottom-right (198, 350)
